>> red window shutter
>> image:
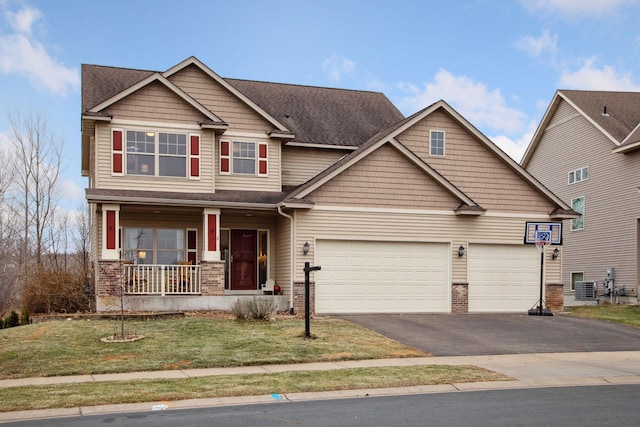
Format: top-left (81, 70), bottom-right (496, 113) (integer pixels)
top-left (258, 142), bottom-right (268, 176)
top-left (106, 210), bottom-right (116, 250)
top-left (189, 135), bottom-right (200, 178)
top-left (207, 214), bottom-right (217, 252)
top-left (112, 129), bottom-right (123, 174)
top-left (220, 140), bottom-right (230, 174)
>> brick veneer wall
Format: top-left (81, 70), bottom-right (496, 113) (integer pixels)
top-left (293, 280), bottom-right (315, 315)
top-left (97, 260), bottom-right (123, 296)
top-left (200, 261), bottom-right (225, 296)
top-left (545, 282), bottom-right (564, 313)
top-left (451, 282), bottom-right (469, 314)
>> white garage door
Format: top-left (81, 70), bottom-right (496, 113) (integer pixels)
top-left (468, 244), bottom-right (539, 313)
top-left (315, 240), bottom-right (450, 314)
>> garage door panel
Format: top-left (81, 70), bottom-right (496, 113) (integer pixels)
top-left (468, 244), bottom-right (539, 313)
top-left (315, 240), bottom-right (450, 314)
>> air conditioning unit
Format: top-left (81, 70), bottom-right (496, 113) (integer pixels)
top-left (575, 281), bottom-right (597, 300)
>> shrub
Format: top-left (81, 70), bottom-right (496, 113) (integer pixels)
top-left (231, 298), bottom-right (277, 321)
top-left (22, 269), bottom-right (90, 314)
top-left (19, 311), bottom-right (29, 326)
top-left (5, 311), bottom-right (20, 328)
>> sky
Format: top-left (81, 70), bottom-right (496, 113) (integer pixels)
top-left (1, 0), bottom-right (639, 210)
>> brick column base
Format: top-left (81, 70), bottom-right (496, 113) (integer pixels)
top-left (293, 280), bottom-right (315, 316)
top-left (452, 282), bottom-right (469, 314)
top-left (96, 260), bottom-right (124, 297)
top-left (199, 261), bottom-right (225, 296)
top-left (545, 282), bottom-right (564, 313)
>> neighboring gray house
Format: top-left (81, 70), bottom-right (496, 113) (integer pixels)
top-left (522, 90), bottom-right (640, 305)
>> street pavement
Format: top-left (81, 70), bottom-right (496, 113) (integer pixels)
top-left (2, 350), bottom-right (640, 423)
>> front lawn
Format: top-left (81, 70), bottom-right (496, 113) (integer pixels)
top-left (565, 304), bottom-right (640, 328)
top-left (0, 315), bottom-right (426, 380)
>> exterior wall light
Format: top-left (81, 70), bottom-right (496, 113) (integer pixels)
top-left (303, 241), bottom-right (310, 255)
top-left (458, 245), bottom-right (465, 257)
top-left (552, 248), bottom-right (560, 260)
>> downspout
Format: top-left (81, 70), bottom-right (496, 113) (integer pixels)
top-left (277, 206), bottom-right (295, 312)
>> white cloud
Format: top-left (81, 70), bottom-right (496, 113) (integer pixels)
top-left (558, 58), bottom-right (640, 91)
top-left (491, 125), bottom-right (537, 163)
top-left (0, 5), bottom-right (79, 96)
top-left (7, 6), bottom-right (40, 35)
top-left (522, 0), bottom-right (638, 16)
top-left (322, 55), bottom-right (356, 82)
top-left (398, 69), bottom-right (527, 135)
top-left (515, 30), bottom-right (558, 59)
top-left (59, 179), bottom-right (84, 203)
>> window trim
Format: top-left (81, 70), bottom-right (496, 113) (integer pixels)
top-left (570, 271), bottom-right (584, 292)
top-left (568, 166), bottom-right (589, 185)
top-left (571, 196), bottom-right (585, 231)
top-left (429, 130), bottom-right (445, 157)
top-left (219, 138), bottom-right (268, 177)
top-left (122, 128), bottom-right (198, 178)
top-left (123, 227), bottom-right (191, 265)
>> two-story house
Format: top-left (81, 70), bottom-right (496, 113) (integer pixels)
top-left (522, 90), bottom-right (640, 306)
top-left (82, 57), bottom-right (576, 314)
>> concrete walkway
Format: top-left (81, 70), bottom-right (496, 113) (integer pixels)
top-left (2, 351), bottom-right (640, 422)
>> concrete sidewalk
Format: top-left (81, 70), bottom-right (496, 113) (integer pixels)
top-left (2, 351), bottom-right (640, 422)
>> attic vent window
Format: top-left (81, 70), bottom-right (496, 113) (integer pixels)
top-left (602, 106), bottom-right (609, 117)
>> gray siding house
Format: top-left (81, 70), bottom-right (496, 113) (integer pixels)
top-left (522, 90), bottom-right (640, 305)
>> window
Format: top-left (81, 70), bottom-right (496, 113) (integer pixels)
top-left (220, 140), bottom-right (268, 176)
top-left (430, 130), bottom-right (445, 156)
top-left (123, 228), bottom-right (188, 264)
top-left (233, 141), bottom-right (256, 175)
top-left (568, 166), bottom-right (589, 184)
top-left (125, 130), bottom-right (190, 177)
top-left (571, 272), bottom-right (584, 292)
top-left (571, 196), bottom-right (585, 230)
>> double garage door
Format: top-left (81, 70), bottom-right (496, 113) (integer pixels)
top-left (315, 240), bottom-right (539, 314)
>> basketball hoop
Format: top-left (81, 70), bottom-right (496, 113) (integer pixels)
top-left (534, 230), bottom-right (552, 253)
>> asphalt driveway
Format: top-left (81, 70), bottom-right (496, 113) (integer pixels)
top-left (336, 313), bottom-right (640, 356)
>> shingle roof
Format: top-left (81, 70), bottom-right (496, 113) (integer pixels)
top-left (560, 90), bottom-right (640, 144)
top-left (226, 79), bottom-right (404, 147)
top-left (85, 188), bottom-right (295, 206)
top-left (81, 60), bottom-right (404, 148)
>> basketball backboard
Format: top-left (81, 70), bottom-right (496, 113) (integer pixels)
top-left (524, 222), bottom-right (562, 245)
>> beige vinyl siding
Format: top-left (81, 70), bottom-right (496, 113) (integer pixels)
top-left (94, 122), bottom-right (215, 193)
top-left (274, 214), bottom-right (293, 298)
top-left (108, 81), bottom-right (204, 124)
top-left (167, 64), bottom-right (273, 132)
top-left (281, 146), bottom-right (347, 186)
top-left (451, 240), bottom-right (468, 283)
top-left (295, 208), bottom-right (559, 283)
top-left (397, 109), bottom-right (557, 214)
top-left (526, 99), bottom-right (639, 296)
top-left (215, 137), bottom-right (282, 192)
top-left (548, 100), bottom-right (581, 128)
top-left (308, 144), bottom-right (461, 209)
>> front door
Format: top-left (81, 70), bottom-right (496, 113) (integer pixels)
top-left (231, 229), bottom-right (258, 290)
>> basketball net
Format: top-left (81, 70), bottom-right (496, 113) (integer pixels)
top-left (535, 239), bottom-right (550, 253)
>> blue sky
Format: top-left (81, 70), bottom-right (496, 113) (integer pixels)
top-left (1, 0), bottom-right (640, 209)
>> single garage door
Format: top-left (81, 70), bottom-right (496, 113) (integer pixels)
top-left (315, 240), bottom-right (450, 314)
top-left (468, 244), bottom-right (539, 313)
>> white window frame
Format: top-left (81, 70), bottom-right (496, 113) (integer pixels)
top-left (430, 130), bottom-right (445, 157)
top-left (125, 129), bottom-right (191, 178)
top-left (568, 166), bottom-right (589, 185)
top-left (220, 139), bottom-right (269, 177)
top-left (571, 196), bottom-right (585, 231)
top-left (123, 227), bottom-right (188, 264)
top-left (570, 271), bottom-right (584, 292)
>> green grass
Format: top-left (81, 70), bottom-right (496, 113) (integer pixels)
top-left (565, 304), bottom-right (640, 328)
top-left (0, 365), bottom-right (511, 412)
top-left (0, 316), bottom-right (425, 380)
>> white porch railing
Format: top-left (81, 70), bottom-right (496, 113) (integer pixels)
top-left (124, 264), bottom-right (201, 295)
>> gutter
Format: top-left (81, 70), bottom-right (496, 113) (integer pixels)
top-left (277, 206), bottom-right (295, 312)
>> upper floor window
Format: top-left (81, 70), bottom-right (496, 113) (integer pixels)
top-left (220, 139), bottom-right (268, 176)
top-left (111, 128), bottom-right (200, 179)
top-left (568, 166), bottom-right (588, 184)
top-left (571, 196), bottom-right (585, 231)
top-left (430, 130), bottom-right (445, 157)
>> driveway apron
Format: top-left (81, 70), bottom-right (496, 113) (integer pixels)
top-left (335, 314), bottom-right (640, 356)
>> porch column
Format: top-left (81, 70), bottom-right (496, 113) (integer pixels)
top-left (202, 208), bottom-right (221, 261)
top-left (101, 204), bottom-right (120, 260)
